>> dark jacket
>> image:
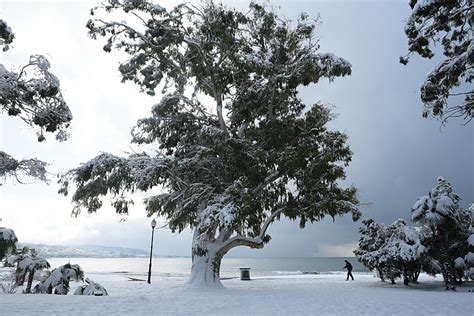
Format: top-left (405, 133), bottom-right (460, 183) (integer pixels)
top-left (343, 261), bottom-right (353, 271)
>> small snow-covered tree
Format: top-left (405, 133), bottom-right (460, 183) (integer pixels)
top-left (401, 0), bottom-right (473, 123)
top-left (0, 19), bottom-right (72, 184)
top-left (0, 227), bottom-right (17, 261)
top-left (33, 263), bottom-right (84, 295)
top-left (59, 0), bottom-right (360, 287)
top-left (384, 219), bottom-right (426, 285)
top-left (412, 176), bottom-right (472, 289)
top-left (354, 219), bottom-right (389, 281)
top-left (10, 248), bottom-right (50, 294)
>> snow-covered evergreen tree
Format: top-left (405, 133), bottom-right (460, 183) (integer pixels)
top-left (384, 219), bottom-right (425, 285)
top-left (412, 177), bottom-right (472, 289)
top-left (401, 0), bottom-right (473, 123)
top-left (0, 227), bottom-right (17, 261)
top-left (0, 19), bottom-right (72, 184)
top-left (59, 0), bottom-right (360, 287)
top-left (354, 219), bottom-right (389, 281)
top-left (33, 263), bottom-right (84, 295)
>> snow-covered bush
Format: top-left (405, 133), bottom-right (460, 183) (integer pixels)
top-left (0, 227), bottom-right (17, 261)
top-left (74, 278), bottom-right (108, 296)
top-left (355, 219), bottom-right (426, 284)
top-left (0, 267), bottom-right (17, 294)
top-left (411, 177), bottom-right (472, 289)
top-left (60, 0), bottom-right (360, 287)
top-left (8, 247), bottom-right (50, 293)
top-left (0, 19), bottom-right (72, 184)
top-left (354, 219), bottom-right (389, 281)
top-left (33, 263), bottom-right (84, 295)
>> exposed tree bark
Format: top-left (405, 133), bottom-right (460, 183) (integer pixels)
top-left (25, 268), bottom-right (35, 294)
top-left (188, 209), bottom-right (281, 286)
top-left (403, 266), bottom-right (409, 286)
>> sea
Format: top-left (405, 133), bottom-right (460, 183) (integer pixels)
top-left (47, 257), bottom-right (368, 280)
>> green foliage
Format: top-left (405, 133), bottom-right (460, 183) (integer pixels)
top-left (402, 0), bottom-right (473, 123)
top-left (61, 1), bottom-right (359, 255)
top-left (0, 19), bottom-right (72, 184)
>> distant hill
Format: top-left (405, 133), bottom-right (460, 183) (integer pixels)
top-left (18, 243), bottom-right (156, 258)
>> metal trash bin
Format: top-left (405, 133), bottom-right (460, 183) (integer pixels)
top-left (239, 267), bottom-right (251, 280)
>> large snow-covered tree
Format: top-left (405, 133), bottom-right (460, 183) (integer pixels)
top-left (412, 176), bottom-right (472, 289)
top-left (401, 0), bottom-right (473, 123)
top-left (0, 19), bottom-right (72, 184)
top-left (59, 0), bottom-right (360, 286)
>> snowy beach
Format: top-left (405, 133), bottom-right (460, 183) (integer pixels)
top-left (1, 272), bottom-right (472, 315)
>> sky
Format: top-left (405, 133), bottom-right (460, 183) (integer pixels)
top-left (0, 0), bottom-right (472, 257)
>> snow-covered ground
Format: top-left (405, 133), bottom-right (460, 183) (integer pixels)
top-left (1, 272), bottom-right (472, 315)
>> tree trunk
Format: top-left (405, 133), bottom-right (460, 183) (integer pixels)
top-left (186, 210), bottom-right (273, 287)
top-left (402, 265), bottom-right (410, 286)
top-left (376, 268), bottom-right (385, 282)
top-left (25, 268), bottom-right (35, 294)
top-left (187, 248), bottom-right (223, 287)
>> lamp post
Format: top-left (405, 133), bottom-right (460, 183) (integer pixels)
top-left (147, 218), bottom-right (157, 284)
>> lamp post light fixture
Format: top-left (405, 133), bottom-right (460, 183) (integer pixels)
top-left (147, 218), bottom-right (157, 284)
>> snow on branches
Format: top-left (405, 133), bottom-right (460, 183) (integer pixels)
top-left (401, 0), bottom-right (473, 123)
top-left (0, 19), bottom-right (72, 184)
top-left (0, 227), bottom-right (18, 260)
top-left (412, 176), bottom-right (463, 226)
top-left (357, 177), bottom-right (472, 288)
top-left (33, 263), bottom-right (84, 295)
top-left (74, 278), bottom-right (108, 296)
top-left (0, 151), bottom-right (47, 183)
top-left (0, 19), bottom-right (14, 52)
top-left (355, 219), bottom-right (425, 284)
top-left (62, 0), bottom-right (360, 286)
top-left (0, 55), bottom-right (72, 142)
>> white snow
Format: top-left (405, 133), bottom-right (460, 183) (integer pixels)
top-left (468, 234), bottom-right (474, 246)
top-left (1, 271), bottom-right (473, 315)
top-left (0, 227), bottom-right (17, 243)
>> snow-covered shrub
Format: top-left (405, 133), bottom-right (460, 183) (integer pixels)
top-left (0, 267), bottom-right (17, 294)
top-left (74, 278), bottom-right (108, 296)
top-left (355, 219), bottom-right (426, 284)
top-left (411, 177), bottom-right (472, 289)
top-left (0, 227), bottom-right (17, 261)
top-left (8, 247), bottom-right (50, 293)
top-left (354, 219), bottom-right (389, 281)
top-left (33, 263), bottom-right (84, 295)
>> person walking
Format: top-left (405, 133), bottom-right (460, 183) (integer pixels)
top-left (343, 260), bottom-right (354, 281)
